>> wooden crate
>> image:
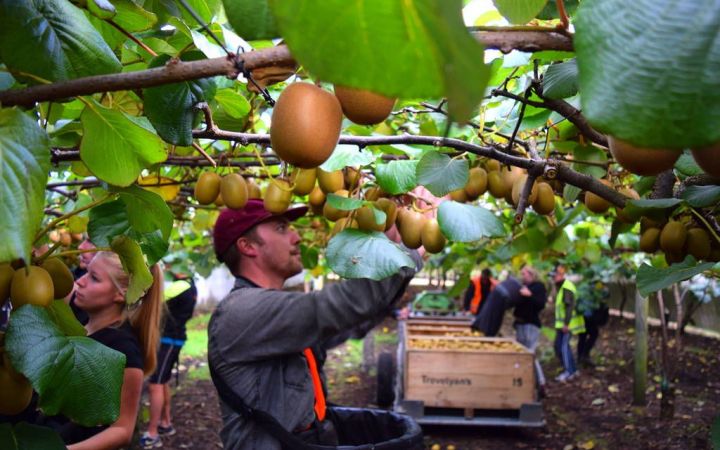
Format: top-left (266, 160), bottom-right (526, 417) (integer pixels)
top-left (403, 332), bottom-right (535, 410)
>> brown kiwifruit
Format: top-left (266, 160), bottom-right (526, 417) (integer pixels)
top-left (317, 169), bottom-right (345, 194)
top-left (511, 175), bottom-right (538, 206)
top-left (421, 219), bottom-right (446, 254)
top-left (364, 186), bottom-right (384, 201)
top-left (220, 173), bottom-right (249, 210)
top-left (639, 228), bottom-right (661, 253)
top-left (41, 258), bottom-right (74, 299)
top-left (330, 217), bottom-right (358, 238)
top-left (308, 186), bottom-right (326, 215)
top-left (501, 166), bottom-right (525, 193)
top-left (264, 179), bottom-right (293, 214)
top-left (616, 188), bottom-right (640, 223)
top-left (584, 179), bottom-right (613, 214)
top-left (608, 136), bottom-right (682, 176)
top-left (691, 145), bottom-right (720, 177)
top-left (356, 206), bottom-right (385, 232)
top-left (10, 266), bottom-right (54, 309)
top-left (685, 228), bottom-right (711, 260)
top-left (344, 167), bottom-right (362, 189)
top-left (0, 365), bottom-right (32, 415)
top-left (291, 168), bottom-right (317, 196)
top-left (270, 82), bottom-right (343, 168)
top-left (449, 188), bottom-right (468, 203)
top-left (484, 159), bottom-right (501, 172)
top-left (532, 182), bottom-right (555, 215)
top-left (375, 198), bottom-right (398, 231)
top-left (247, 179), bottom-right (262, 199)
top-left (194, 172), bottom-right (221, 205)
top-left (399, 211), bottom-right (425, 249)
top-left (322, 189), bottom-right (350, 222)
top-left (464, 167), bottom-right (488, 200)
top-left (487, 170), bottom-right (509, 199)
top-left (664, 250), bottom-right (685, 265)
top-left (333, 85), bottom-right (396, 125)
top-left (659, 221), bottom-right (687, 254)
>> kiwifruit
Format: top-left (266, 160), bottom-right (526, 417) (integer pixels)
top-left (2, 353), bottom-right (23, 382)
top-left (214, 193), bottom-right (225, 207)
top-left (691, 145), bottom-right (720, 177)
top-left (330, 217), bottom-right (358, 238)
top-left (308, 186), bottom-right (326, 215)
top-left (664, 250), bottom-right (685, 265)
top-left (270, 82), bottom-right (343, 168)
top-left (10, 266), bottom-right (54, 309)
top-left (0, 264), bottom-right (13, 301)
top-left (685, 228), bottom-right (711, 260)
top-left (264, 179), bottom-right (293, 214)
top-left (487, 170), bottom-right (509, 198)
top-left (464, 167), bottom-right (488, 199)
top-left (317, 169), bottom-right (345, 194)
top-left (584, 179), bottom-right (613, 214)
top-left (220, 173), bottom-right (249, 210)
top-left (0, 365), bottom-right (32, 415)
top-left (501, 166), bottom-right (525, 193)
top-left (344, 167), bottom-right (362, 189)
top-left (399, 211), bottom-right (425, 249)
top-left (356, 206), bottom-right (385, 232)
top-left (532, 182), bottom-right (555, 215)
top-left (247, 179), bottom-right (262, 199)
top-left (41, 258), bottom-right (74, 299)
top-left (640, 216), bottom-right (666, 232)
top-left (375, 198), bottom-right (398, 231)
top-left (659, 221), bottom-right (687, 254)
top-left (511, 175), bottom-right (538, 206)
top-left (322, 189), bottom-right (350, 222)
top-left (364, 186), bottom-right (384, 201)
top-left (639, 228), bottom-right (661, 253)
top-left (449, 188), bottom-right (468, 203)
top-left (59, 230), bottom-right (72, 247)
top-left (333, 85), bottom-right (396, 125)
top-left (421, 219), bottom-right (446, 254)
top-left (194, 172), bottom-right (221, 205)
top-left (608, 136), bottom-right (682, 176)
top-left (616, 188), bottom-right (640, 223)
top-left (291, 168), bottom-right (317, 196)
top-left (395, 207), bottom-right (410, 228)
top-left (484, 159), bottom-right (501, 172)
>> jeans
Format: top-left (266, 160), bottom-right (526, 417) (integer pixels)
top-left (554, 329), bottom-right (576, 375)
top-left (515, 323), bottom-right (546, 386)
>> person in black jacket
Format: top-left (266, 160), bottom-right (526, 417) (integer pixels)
top-left (471, 275), bottom-right (522, 336)
top-left (513, 265), bottom-right (547, 393)
top-left (140, 270), bottom-right (197, 449)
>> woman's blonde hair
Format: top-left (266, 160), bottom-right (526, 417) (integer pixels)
top-left (522, 265), bottom-right (539, 281)
top-left (94, 252), bottom-right (163, 376)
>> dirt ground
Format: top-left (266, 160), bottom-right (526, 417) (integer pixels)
top-left (136, 314), bottom-right (720, 450)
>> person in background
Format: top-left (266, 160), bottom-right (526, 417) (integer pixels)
top-left (513, 265), bottom-right (547, 395)
top-left (552, 264), bottom-right (585, 382)
top-left (463, 268), bottom-right (498, 317)
top-left (471, 274), bottom-right (522, 337)
top-left (576, 271), bottom-right (610, 368)
top-left (140, 268), bottom-right (198, 449)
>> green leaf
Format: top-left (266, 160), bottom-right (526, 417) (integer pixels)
top-left (300, 244), bottom-right (319, 269)
top-left (675, 152), bottom-right (704, 177)
top-left (111, 235), bottom-right (153, 304)
top-left (437, 201), bottom-right (504, 242)
top-left (0, 109), bottom-right (50, 264)
top-left (0, 423), bottom-right (66, 450)
top-left (87, 0), bottom-right (116, 19)
top-left (372, 207), bottom-right (387, 226)
top-left (269, 0), bottom-right (489, 121)
top-left (575, 0), bottom-right (720, 148)
top-left (628, 198), bottom-right (684, 209)
top-left (320, 145), bottom-right (375, 171)
top-left (537, 0), bottom-right (579, 19)
top-left (375, 160), bottom-right (418, 195)
top-left (682, 185), bottom-right (720, 208)
top-left (542, 59), bottom-right (578, 100)
top-left (88, 200), bottom-right (130, 247)
top-left (47, 300), bottom-right (87, 337)
top-left (116, 185), bottom-right (173, 240)
top-left (214, 88), bottom-right (251, 119)
top-left (711, 414), bottom-right (720, 450)
top-left (143, 52), bottom-right (217, 146)
top-left (563, 184), bottom-right (581, 203)
top-left (80, 100), bottom-right (167, 187)
top-left (137, 230), bottom-right (170, 266)
top-left (113, 0), bottom-right (158, 32)
top-left (223, 0), bottom-right (278, 40)
top-left (493, 0), bottom-right (548, 24)
top-left (5, 305), bottom-right (125, 426)
top-left (326, 230), bottom-right (414, 280)
top-left (609, 220), bottom-right (634, 248)
top-left (572, 144), bottom-right (608, 178)
top-left (416, 152), bottom-right (468, 197)
top-left (0, 0), bottom-right (121, 82)
top-left (326, 194), bottom-right (364, 211)
top-left (637, 257), bottom-right (717, 296)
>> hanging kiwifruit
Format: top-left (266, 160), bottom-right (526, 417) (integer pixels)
top-left (291, 168), bottom-right (317, 196)
top-left (264, 179), bottom-right (293, 214)
top-left (41, 258), bottom-right (74, 299)
top-left (484, 159), bottom-right (501, 172)
top-left (333, 85), bottom-right (396, 125)
top-left (194, 172), bottom-right (221, 205)
top-left (330, 217), bottom-right (358, 238)
top-left (399, 211), bottom-right (425, 249)
top-left (247, 179), bottom-right (262, 199)
top-left (10, 266), bottom-right (54, 309)
top-left (270, 82), bottom-right (343, 168)
top-left (487, 170), bottom-right (509, 199)
top-left (323, 189), bottom-right (350, 222)
top-left (685, 228), bottom-right (711, 260)
top-left (608, 136), bottom-right (682, 176)
top-left (449, 188), bottom-right (468, 203)
top-left (691, 145), bottom-right (720, 177)
top-left (511, 175), bottom-right (538, 206)
top-left (532, 182), bottom-right (555, 215)
top-left (501, 166), bottom-right (525, 193)
top-left (615, 188), bottom-right (640, 223)
top-left (317, 169), bottom-right (345, 194)
top-left (356, 206), bottom-right (385, 232)
top-left (220, 173), bottom-right (249, 210)
top-left (364, 186), bottom-right (384, 201)
top-left (0, 365), bottom-right (32, 415)
top-left (659, 221), bottom-right (687, 254)
top-left (0, 263), bottom-right (13, 301)
top-left (421, 219), bottom-right (446, 254)
top-left (375, 198), bottom-right (398, 231)
top-left (584, 179), bottom-right (613, 214)
top-left (344, 167), bottom-right (362, 189)
top-left (464, 167), bottom-right (488, 200)
top-left (639, 228), bottom-right (661, 253)
top-left (308, 186), bottom-right (326, 215)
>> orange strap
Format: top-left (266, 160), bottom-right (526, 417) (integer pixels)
top-left (303, 348), bottom-right (326, 422)
top-left (470, 277), bottom-right (483, 314)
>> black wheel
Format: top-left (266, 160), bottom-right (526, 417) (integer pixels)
top-left (376, 352), bottom-right (395, 408)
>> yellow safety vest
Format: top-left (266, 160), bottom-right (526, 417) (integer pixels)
top-left (554, 279), bottom-right (585, 334)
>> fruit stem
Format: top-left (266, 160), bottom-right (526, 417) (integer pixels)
top-left (192, 142), bottom-right (217, 167)
top-left (32, 194), bottom-right (116, 245)
top-left (51, 247), bottom-right (110, 260)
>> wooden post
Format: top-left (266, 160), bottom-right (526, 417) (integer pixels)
top-left (633, 291), bottom-right (648, 406)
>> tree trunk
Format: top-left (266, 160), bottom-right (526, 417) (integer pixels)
top-left (618, 280), bottom-right (629, 315)
top-left (633, 291), bottom-right (649, 406)
top-left (657, 291), bottom-right (675, 420)
top-left (672, 284), bottom-right (683, 350)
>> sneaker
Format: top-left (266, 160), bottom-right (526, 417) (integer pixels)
top-left (140, 433), bottom-right (162, 449)
top-left (554, 371), bottom-right (572, 382)
top-left (158, 424), bottom-right (176, 436)
top-left (568, 370), bottom-right (580, 380)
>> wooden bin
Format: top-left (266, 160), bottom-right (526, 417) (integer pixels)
top-left (403, 332), bottom-right (535, 410)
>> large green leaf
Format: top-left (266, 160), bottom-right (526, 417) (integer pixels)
top-left (326, 194), bottom-right (364, 211)
top-left (416, 152), bottom-right (468, 197)
top-left (0, 423), bottom-right (65, 450)
top-left (320, 145), bottom-right (375, 172)
top-left (375, 160), bottom-right (418, 195)
top-left (542, 59), bottom-right (578, 100)
top-left (437, 201), bottom-right (504, 242)
top-left (5, 305), bottom-right (125, 426)
top-left (572, 144), bottom-right (608, 179)
top-left (675, 153), bottom-right (704, 177)
top-left (628, 198), bottom-right (684, 209)
top-left (326, 230), bottom-right (414, 280)
top-left (80, 100), bottom-right (167, 187)
top-left (223, 0), bottom-right (278, 40)
top-left (269, 0), bottom-right (489, 121)
top-left (493, 0), bottom-right (548, 24)
top-left (575, 0), bottom-right (720, 148)
top-left (681, 185), bottom-right (720, 208)
top-left (111, 235), bottom-right (154, 304)
top-left (0, 0), bottom-right (121, 82)
top-left (143, 52), bottom-right (217, 146)
top-left (0, 109), bottom-right (50, 264)
top-left (214, 88), bottom-right (251, 119)
top-left (637, 257), bottom-right (717, 297)
top-left (116, 185), bottom-right (173, 241)
top-left (88, 200), bottom-right (130, 247)
top-left (47, 300), bottom-right (87, 337)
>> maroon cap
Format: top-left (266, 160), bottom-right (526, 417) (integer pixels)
top-left (213, 199), bottom-right (308, 258)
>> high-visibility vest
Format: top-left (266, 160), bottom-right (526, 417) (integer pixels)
top-left (303, 348), bottom-right (326, 422)
top-left (470, 277), bottom-right (495, 314)
top-left (554, 279), bottom-right (586, 334)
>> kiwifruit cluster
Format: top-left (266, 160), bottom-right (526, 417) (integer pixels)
top-left (608, 136), bottom-right (720, 177)
top-left (193, 171), bottom-right (252, 210)
top-left (0, 345), bottom-right (32, 415)
top-left (0, 259), bottom-right (74, 310)
top-left (639, 218), bottom-right (720, 264)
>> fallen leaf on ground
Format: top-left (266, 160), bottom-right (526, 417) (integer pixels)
top-left (591, 398), bottom-right (606, 406)
top-left (608, 384), bottom-right (620, 393)
top-left (578, 440), bottom-right (595, 449)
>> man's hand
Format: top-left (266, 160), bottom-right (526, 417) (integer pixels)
top-left (519, 286), bottom-right (531, 297)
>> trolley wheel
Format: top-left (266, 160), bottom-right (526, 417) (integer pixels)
top-left (376, 352), bottom-right (395, 408)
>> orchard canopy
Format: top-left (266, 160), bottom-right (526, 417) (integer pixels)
top-left (0, 0), bottom-right (720, 443)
